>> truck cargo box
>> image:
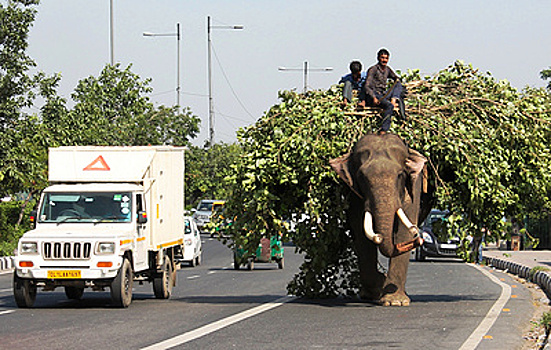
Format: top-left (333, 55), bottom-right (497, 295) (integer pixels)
top-left (48, 146), bottom-right (186, 251)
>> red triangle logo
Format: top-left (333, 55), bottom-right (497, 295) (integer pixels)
top-left (83, 155), bottom-right (111, 171)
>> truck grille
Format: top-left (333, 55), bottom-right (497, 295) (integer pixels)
top-left (43, 242), bottom-right (92, 260)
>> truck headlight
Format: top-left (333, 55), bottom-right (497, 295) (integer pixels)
top-left (96, 242), bottom-right (116, 254)
top-left (20, 242), bottom-right (38, 254)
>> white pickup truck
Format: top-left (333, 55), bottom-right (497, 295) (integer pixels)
top-left (14, 146), bottom-right (186, 308)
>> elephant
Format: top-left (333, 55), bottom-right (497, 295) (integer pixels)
top-left (330, 132), bottom-right (430, 306)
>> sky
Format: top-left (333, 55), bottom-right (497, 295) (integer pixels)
top-left (26, 0), bottom-right (551, 146)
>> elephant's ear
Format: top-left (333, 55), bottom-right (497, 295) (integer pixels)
top-left (404, 149), bottom-right (427, 202)
top-left (406, 149), bottom-right (426, 180)
top-left (329, 153), bottom-right (354, 189)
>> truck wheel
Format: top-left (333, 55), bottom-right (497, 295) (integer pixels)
top-left (153, 257), bottom-right (173, 299)
top-left (65, 286), bottom-right (84, 300)
top-left (277, 258), bottom-right (284, 269)
top-left (110, 258), bottom-right (133, 308)
top-left (247, 260), bottom-right (254, 271)
top-left (13, 273), bottom-right (37, 308)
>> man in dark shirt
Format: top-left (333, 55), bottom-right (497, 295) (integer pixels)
top-left (362, 48), bottom-right (405, 132)
top-left (339, 60), bottom-right (367, 104)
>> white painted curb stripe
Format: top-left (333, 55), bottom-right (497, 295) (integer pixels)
top-left (459, 264), bottom-right (511, 350)
top-left (141, 295), bottom-right (295, 350)
top-left (0, 310), bottom-right (15, 316)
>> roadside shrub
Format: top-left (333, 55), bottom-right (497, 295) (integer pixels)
top-left (0, 200), bottom-right (34, 256)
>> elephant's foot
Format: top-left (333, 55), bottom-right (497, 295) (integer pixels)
top-left (379, 292), bottom-right (410, 307)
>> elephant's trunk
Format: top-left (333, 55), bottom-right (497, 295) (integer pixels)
top-left (364, 207), bottom-right (423, 257)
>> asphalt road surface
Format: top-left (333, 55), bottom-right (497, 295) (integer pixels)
top-left (0, 236), bottom-right (535, 349)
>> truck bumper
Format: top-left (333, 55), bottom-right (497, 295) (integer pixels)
top-left (15, 255), bottom-right (123, 281)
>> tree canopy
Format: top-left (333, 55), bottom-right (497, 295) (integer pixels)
top-left (185, 143), bottom-right (242, 209)
top-left (0, 0), bottom-right (201, 254)
top-left (220, 61), bottom-right (551, 298)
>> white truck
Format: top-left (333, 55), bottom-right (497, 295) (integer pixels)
top-left (13, 146), bottom-right (186, 308)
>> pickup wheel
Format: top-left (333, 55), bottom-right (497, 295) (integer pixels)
top-left (65, 286), bottom-right (84, 300)
top-left (13, 273), bottom-right (37, 308)
top-left (153, 257), bottom-right (173, 299)
top-left (110, 258), bottom-right (133, 308)
top-left (277, 258), bottom-right (284, 269)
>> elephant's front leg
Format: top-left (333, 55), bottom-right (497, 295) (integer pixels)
top-left (380, 252), bottom-right (410, 306)
top-left (355, 235), bottom-right (385, 301)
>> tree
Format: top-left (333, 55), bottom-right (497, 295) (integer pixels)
top-left (185, 143), bottom-right (242, 209)
top-left (541, 67), bottom-right (551, 90)
top-left (0, 1), bottom-right (201, 254)
top-left (0, 0), bottom-right (44, 194)
top-left (219, 61), bottom-right (551, 298)
top-left (53, 64), bottom-right (200, 147)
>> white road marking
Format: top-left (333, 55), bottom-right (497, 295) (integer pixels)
top-left (141, 295), bottom-right (295, 350)
top-left (0, 270), bottom-right (13, 276)
top-left (0, 288), bottom-right (12, 293)
top-left (207, 271), bottom-right (216, 275)
top-left (186, 275), bottom-right (200, 280)
top-left (459, 264), bottom-right (512, 350)
top-left (0, 310), bottom-right (15, 316)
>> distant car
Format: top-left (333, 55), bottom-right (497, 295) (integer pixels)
top-left (192, 199), bottom-right (225, 232)
top-left (415, 209), bottom-right (460, 261)
top-left (182, 216), bottom-right (202, 267)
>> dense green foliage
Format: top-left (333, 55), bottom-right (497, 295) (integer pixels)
top-left (220, 61), bottom-right (551, 297)
top-left (185, 143), bottom-right (242, 209)
top-left (541, 67), bottom-right (551, 90)
top-left (0, 200), bottom-right (35, 256)
top-left (0, 0), bottom-right (201, 255)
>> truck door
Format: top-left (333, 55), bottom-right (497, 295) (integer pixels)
top-left (135, 193), bottom-right (148, 270)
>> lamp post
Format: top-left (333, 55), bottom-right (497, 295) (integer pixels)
top-left (109, 0), bottom-right (114, 65)
top-left (207, 16), bottom-right (243, 146)
top-left (143, 23), bottom-right (181, 108)
top-left (278, 61), bottom-right (333, 93)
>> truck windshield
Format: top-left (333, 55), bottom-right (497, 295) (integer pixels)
top-left (38, 192), bottom-right (132, 223)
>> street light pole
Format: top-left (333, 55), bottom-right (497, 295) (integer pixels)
top-left (109, 0), bottom-right (114, 65)
top-left (207, 16), bottom-right (243, 147)
top-left (143, 23), bottom-right (181, 108)
top-left (278, 61), bottom-right (333, 93)
top-left (207, 16), bottom-right (213, 147)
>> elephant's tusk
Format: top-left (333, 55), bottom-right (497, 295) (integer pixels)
top-left (364, 211), bottom-right (383, 244)
top-left (396, 208), bottom-right (420, 237)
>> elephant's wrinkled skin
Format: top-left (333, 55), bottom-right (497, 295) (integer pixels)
top-left (331, 133), bottom-right (429, 306)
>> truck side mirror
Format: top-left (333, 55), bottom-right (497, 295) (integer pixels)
top-left (137, 211), bottom-right (148, 224)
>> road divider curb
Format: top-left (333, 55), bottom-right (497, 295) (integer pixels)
top-left (484, 256), bottom-right (551, 298)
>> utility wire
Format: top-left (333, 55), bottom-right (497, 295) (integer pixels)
top-left (211, 42), bottom-right (255, 120)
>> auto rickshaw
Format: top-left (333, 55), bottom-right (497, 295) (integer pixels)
top-left (233, 235), bottom-right (284, 270)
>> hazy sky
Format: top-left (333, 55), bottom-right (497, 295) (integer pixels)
top-left (26, 1), bottom-right (551, 145)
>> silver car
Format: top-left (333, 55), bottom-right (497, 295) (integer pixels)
top-left (192, 199), bottom-right (224, 232)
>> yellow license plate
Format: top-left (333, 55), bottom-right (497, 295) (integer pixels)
top-left (47, 270), bottom-right (81, 279)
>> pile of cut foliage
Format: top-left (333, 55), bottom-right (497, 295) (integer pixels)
top-left (220, 61), bottom-right (551, 298)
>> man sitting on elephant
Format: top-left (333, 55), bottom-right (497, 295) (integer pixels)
top-left (361, 48), bottom-right (407, 132)
top-left (339, 60), bottom-right (367, 105)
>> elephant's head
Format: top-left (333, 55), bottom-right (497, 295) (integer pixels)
top-left (330, 133), bottom-right (427, 258)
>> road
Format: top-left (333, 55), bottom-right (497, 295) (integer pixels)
top-left (0, 236), bottom-right (535, 349)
